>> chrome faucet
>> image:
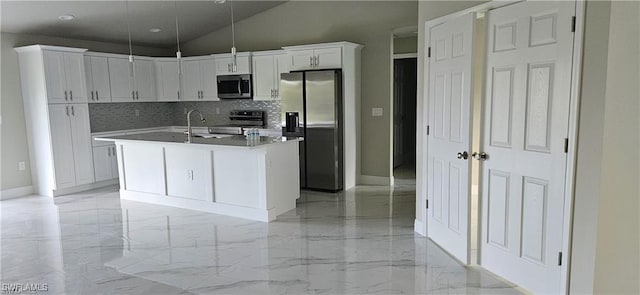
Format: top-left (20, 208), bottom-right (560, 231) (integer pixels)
top-left (186, 109), bottom-right (206, 143)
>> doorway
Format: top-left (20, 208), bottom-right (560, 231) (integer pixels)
top-left (393, 57), bottom-right (417, 183)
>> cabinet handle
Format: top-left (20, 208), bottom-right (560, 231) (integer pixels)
top-left (275, 89), bottom-right (278, 98)
top-left (64, 90), bottom-right (68, 101)
top-left (71, 106), bottom-right (75, 116)
top-left (271, 89), bottom-right (274, 98)
top-left (310, 56), bottom-right (313, 67)
top-left (66, 106), bottom-right (69, 116)
top-left (177, 91), bottom-right (180, 100)
top-left (91, 91), bottom-right (94, 101)
top-left (136, 91), bottom-right (139, 100)
top-left (132, 91), bottom-right (135, 100)
top-left (108, 147), bottom-right (111, 156)
top-left (96, 91), bottom-right (99, 101)
top-left (316, 55), bottom-right (319, 66)
top-left (113, 147), bottom-right (116, 156)
top-left (70, 90), bottom-right (73, 101)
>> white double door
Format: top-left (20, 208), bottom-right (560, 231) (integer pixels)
top-left (426, 1), bottom-right (575, 293)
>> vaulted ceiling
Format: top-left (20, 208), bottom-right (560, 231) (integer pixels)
top-left (1, 1), bottom-right (286, 47)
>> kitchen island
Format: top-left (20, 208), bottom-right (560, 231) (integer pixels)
top-left (96, 132), bottom-right (302, 222)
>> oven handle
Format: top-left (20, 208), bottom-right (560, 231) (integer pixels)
top-left (238, 78), bottom-right (242, 95)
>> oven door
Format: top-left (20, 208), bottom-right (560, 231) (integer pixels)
top-left (217, 75), bottom-right (252, 99)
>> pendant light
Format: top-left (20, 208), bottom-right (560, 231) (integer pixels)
top-left (125, 0), bottom-right (134, 77)
top-left (229, 0), bottom-right (237, 71)
top-left (174, 0), bottom-right (182, 74)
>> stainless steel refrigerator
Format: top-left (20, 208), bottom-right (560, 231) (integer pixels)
top-left (281, 70), bottom-right (343, 192)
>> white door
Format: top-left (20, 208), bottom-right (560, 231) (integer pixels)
top-left (84, 56), bottom-right (94, 102)
top-left (156, 60), bottom-right (181, 101)
top-left (90, 57), bottom-right (111, 102)
top-left (69, 104), bottom-right (95, 185)
top-left (64, 53), bottom-right (87, 103)
top-left (480, 1), bottom-right (575, 293)
top-left (315, 47), bottom-right (342, 69)
top-left (133, 60), bottom-right (156, 101)
top-left (216, 57), bottom-right (233, 75)
top-left (109, 145), bottom-right (119, 179)
top-left (109, 58), bottom-right (134, 102)
top-left (289, 49), bottom-right (315, 70)
top-left (182, 60), bottom-right (201, 101)
top-left (43, 51), bottom-right (68, 103)
top-left (274, 54), bottom-right (289, 100)
top-left (48, 104), bottom-right (76, 188)
top-left (426, 12), bottom-right (476, 264)
top-left (200, 59), bottom-right (218, 101)
top-left (93, 145), bottom-right (112, 182)
top-left (253, 55), bottom-right (276, 101)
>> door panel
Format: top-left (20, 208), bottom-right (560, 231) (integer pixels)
top-left (134, 60), bottom-right (156, 101)
top-left (90, 57), bottom-right (112, 102)
top-left (182, 60), bottom-right (201, 101)
top-left (64, 53), bottom-right (88, 103)
top-left (48, 104), bottom-right (75, 188)
top-left (200, 59), bottom-right (218, 100)
top-left (43, 51), bottom-right (67, 103)
top-left (156, 60), bottom-right (181, 101)
top-left (93, 145), bottom-right (112, 182)
top-left (426, 12), bottom-right (475, 264)
top-left (480, 1), bottom-right (575, 293)
top-left (253, 55), bottom-right (276, 101)
top-left (109, 58), bottom-right (134, 102)
top-left (315, 47), bottom-right (342, 69)
top-left (274, 54), bottom-right (289, 100)
top-left (69, 104), bottom-right (95, 185)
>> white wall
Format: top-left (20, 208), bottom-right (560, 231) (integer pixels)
top-left (181, 1), bottom-right (418, 179)
top-left (0, 32), bottom-right (171, 191)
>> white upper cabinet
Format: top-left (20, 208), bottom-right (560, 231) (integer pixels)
top-left (109, 57), bottom-right (156, 102)
top-left (214, 53), bottom-right (251, 75)
top-left (108, 57), bottom-right (134, 102)
top-left (182, 57), bottom-right (219, 101)
top-left (43, 50), bottom-right (88, 103)
top-left (252, 52), bottom-right (289, 101)
top-left (155, 60), bottom-right (181, 101)
top-left (85, 56), bottom-right (112, 103)
top-left (287, 46), bottom-right (342, 70)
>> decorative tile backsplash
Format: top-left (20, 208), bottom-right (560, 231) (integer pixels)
top-left (89, 100), bottom-right (281, 132)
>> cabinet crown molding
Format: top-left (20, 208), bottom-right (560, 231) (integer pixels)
top-left (282, 41), bottom-right (363, 51)
top-left (15, 45), bottom-right (88, 53)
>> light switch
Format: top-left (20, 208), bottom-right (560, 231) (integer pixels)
top-left (134, 109), bottom-right (140, 117)
top-left (371, 108), bottom-right (384, 117)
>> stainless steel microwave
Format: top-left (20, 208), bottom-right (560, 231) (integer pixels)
top-left (217, 74), bottom-right (252, 99)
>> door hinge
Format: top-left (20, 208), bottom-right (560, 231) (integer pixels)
top-left (426, 199), bottom-right (429, 209)
top-left (564, 138), bottom-right (569, 153)
top-left (426, 125), bottom-right (430, 135)
top-left (558, 252), bottom-right (563, 266)
top-left (571, 16), bottom-right (576, 32)
top-left (427, 47), bottom-right (431, 58)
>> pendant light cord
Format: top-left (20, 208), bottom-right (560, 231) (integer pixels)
top-left (230, 0), bottom-right (237, 68)
top-left (174, 0), bottom-right (181, 55)
top-left (125, 0), bottom-right (135, 78)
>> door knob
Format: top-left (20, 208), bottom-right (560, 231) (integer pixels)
top-left (457, 151), bottom-right (469, 160)
top-left (472, 152), bottom-right (488, 161)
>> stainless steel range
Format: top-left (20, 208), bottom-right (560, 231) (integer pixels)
top-left (208, 110), bottom-right (266, 135)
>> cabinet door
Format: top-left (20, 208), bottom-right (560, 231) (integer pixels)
top-left (48, 104), bottom-right (76, 188)
top-left (108, 58), bottom-right (135, 102)
top-left (165, 147), bottom-right (213, 201)
top-left (64, 53), bottom-right (88, 103)
top-left (200, 59), bottom-right (218, 101)
top-left (315, 47), bottom-right (342, 69)
top-left (156, 61), bottom-right (181, 101)
top-left (234, 56), bottom-right (251, 74)
top-left (274, 54), bottom-right (290, 100)
top-left (252, 55), bottom-right (276, 101)
top-left (181, 60), bottom-right (201, 101)
top-left (43, 51), bottom-right (68, 103)
top-left (84, 56), bottom-right (94, 102)
top-left (289, 49), bottom-right (315, 70)
top-left (215, 57), bottom-right (233, 75)
top-left (110, 146), bottom-right (119, 179)
top-left (69, 104), bottom-right (95, 185)
top-left (90, 57), bottom-right (112, 102)
top-left (133, 60), bottom-right (156, 101)
top-left (93, 145), bottom-right (112, 182)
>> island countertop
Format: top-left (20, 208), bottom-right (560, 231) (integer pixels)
top-left (95, 131), bottom-right (302, 149)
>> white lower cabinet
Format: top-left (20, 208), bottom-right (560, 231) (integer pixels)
top-left (48, 104), bottom-right (95, 189)
top-left (165, 147), bottom-right (213, 201)
top-left (93, 145), bottom-right (118, 182)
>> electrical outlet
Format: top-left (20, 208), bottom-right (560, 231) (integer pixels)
top-left (371, 108), bottom-right (384, 117)
top-left (18, 161), bottom-right (26, 171)
top-left (134, 109), bottom-right (140, 117)
top-left (216, 107), bottom-right (220, 115)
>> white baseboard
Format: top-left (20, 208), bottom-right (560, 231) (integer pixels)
top-left (0, 185), bottom-right (34, 200)
top-left (358, 175), bottom-right (392, 186)
top-left (52, 179), bottom-right (119, 197)
top-left (414, 219), bottom-right (426, 236)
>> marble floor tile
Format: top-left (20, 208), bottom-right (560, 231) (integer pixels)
top-left (1, 184), bottom-right (521, 294)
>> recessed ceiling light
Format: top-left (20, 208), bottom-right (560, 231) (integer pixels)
top-left (214, 0), bottom-right (226, 4)
top-left (149, 28), bottom-right (162, 33)
top-left (58, 14), bottom-right (75, 21)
